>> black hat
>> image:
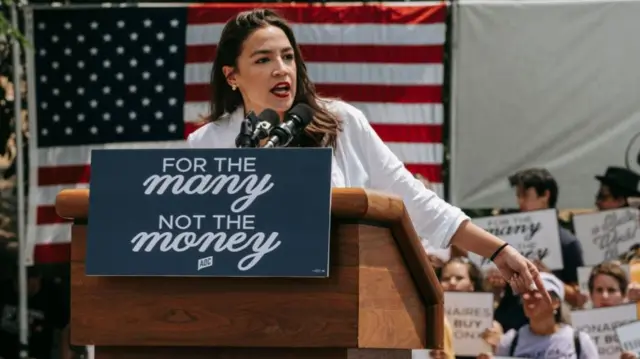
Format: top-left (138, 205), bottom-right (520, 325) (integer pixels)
top-left (595, 166), bottom-right (640, 196)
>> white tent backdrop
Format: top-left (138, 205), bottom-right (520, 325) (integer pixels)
top-left (450, 0), bottom-right (640, 209)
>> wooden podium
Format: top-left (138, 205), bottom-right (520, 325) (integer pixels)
top-left (56, 188), bottom-right (444, 359)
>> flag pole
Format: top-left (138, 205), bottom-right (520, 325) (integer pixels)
top-left (10, 1), bottom-right (29, 357)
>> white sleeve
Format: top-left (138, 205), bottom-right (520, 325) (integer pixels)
top-left (346, 104), bottom-right (469, 249)
top-left (578, 332), bottom-right (599, 359)
top-left (495, 329), bottom-right (517, 356)
top-left (186, 132), bottom-right (196, 148)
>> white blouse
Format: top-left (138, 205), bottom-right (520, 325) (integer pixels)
top-left (186, 99), bottom-right (469, 249)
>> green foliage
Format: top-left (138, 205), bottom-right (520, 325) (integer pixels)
top-left (0, 0), bottom-right (29, 48)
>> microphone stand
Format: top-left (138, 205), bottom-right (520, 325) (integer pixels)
top-left (235, 112), bottom-right (260, 148)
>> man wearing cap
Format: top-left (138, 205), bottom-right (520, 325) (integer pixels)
top-left (594, 166), bottom-right (640, 210)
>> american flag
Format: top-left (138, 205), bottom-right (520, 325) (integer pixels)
top-left (27, 3), bottom-right (447, 263)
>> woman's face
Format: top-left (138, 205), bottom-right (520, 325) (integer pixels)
top-left (440, 262), bottom-right (475, 292)
top-left (522, 291), bottom-right (559, 321)
top-left (590, 274), bottom-right (624, 308)
top-left (223, 25), bottom-right (297, 118)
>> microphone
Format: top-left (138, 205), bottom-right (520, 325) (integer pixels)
top-left (235, 111), bottom-right (260, 148)
top-left (263, 103), bottom-right (314, 148)
top-left (250, 109), bottom-right (280, 143)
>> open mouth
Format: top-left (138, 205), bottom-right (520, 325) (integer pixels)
top-left (270, 82), bottom-right (291, 98)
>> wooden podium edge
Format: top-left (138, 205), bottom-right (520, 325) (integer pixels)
top-left (56, 188), bottom-right (444, 349)
top-left (331, 188), bottom-right (444, 349)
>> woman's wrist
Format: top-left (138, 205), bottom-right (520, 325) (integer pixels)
top-left (490, 243), bottom-right (509, 262)
top-left (450, 221), bottom-right (507, 259)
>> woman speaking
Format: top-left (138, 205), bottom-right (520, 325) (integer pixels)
top-left (187, 8), bottom-right (549, 300)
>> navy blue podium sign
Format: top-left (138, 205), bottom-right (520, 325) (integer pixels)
top-left (85, 148), bottom-right (333, 277)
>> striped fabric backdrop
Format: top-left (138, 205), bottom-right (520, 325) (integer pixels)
top-left (27, 3), bottom-right (447, 263)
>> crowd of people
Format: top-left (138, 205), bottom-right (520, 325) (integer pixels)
top-left (423, 167), bottom-right (640, 359)
top-left (2, 2), bottom-right (640, 358)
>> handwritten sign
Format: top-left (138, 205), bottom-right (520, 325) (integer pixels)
top-left (469, 209), bottom-right (563, 270)
top-left (86, 148), bottom-right (333, 277)
top-left (577, 265), bottom-right (631, 309)
top-left (571, 304), bottom-right (638, 359)
top-left (616, 320), bottom-right (640, 355)
top-left (573, 208), bottom-right (640, 266)
top-left (444, 292), bottom-right (494, 356)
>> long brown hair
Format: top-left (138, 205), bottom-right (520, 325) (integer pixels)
top-left (210, 9), bottom-right (342, 147)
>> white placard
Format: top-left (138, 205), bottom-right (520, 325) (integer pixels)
top-left (616, 320), bottom-right (640, 355)
top-left (411, 350), bottom-right (430, 358)
top-left (573, 208), bottom-right (640, 266)
top-left (577, 264), bottom-right (631, 309)
top-left (571, 304), bottom-right (638, 359)
top-left (469, 209), bottom-right (563, 270)
top-left (444, 292), bottom-right (494, 356)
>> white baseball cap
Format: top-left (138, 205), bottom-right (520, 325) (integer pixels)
top-left (540, 272), bottom-right (565, 301)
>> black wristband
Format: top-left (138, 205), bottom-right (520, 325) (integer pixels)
top-left (490, 243), bottom-right (509, 262)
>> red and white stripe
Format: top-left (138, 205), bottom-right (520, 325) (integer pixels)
top-left (184, 3), bottom-right (447, 191)
top-left (28, 3), bottom-right (447, 263)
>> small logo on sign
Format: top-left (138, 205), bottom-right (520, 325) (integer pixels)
top-left (197, 256), bottom-right (213, 271)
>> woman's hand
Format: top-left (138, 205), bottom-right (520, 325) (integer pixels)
top-left (574, 290), bottom-right (590, 309)
top-left (620, 351), bottom-right (638, 359)
top-left (492, 245), bottom-right (552, 305)
top-left (480, 327), bottom-right (502, 352)
top-left (476, 353), bottom-right (493, 359)
top-left (627, 282), bottom-right (640, 302)
top-left (533, 259), bottom-right (551, 273)
top-left (429, 350), bottom-right (448, 359)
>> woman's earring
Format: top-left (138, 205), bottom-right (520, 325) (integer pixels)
top-left (231, 84), bottom-right (237, 91)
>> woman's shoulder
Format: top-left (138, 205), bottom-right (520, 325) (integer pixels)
top-left (320, 98), bottom-right (366, 121)
top-left (187, 112), bottom-right (239, 148)
top-left (187, 121), bottom-right (214, 142)
top-left (318, 98), bottom-right (371, 137)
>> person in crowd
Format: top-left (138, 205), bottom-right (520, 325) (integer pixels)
top-left (587, 261), bottom-right (640, 307)
top-left (187, 8), bottom-right (550, 299)
top-left (429, 317), bottom-right (456, 359)
top-left (484, 273), bottom-right (599, 359)
top-left (620, 243), bottom-right (640, 263)
top-left (508, 168), bottom-right (585, 307)
top-left (586, 261), bottom-right (640, 359)
top-left (439, 257), bottom-right (484, 293)
top-left (437, 258), bottom-right (505, 358)
top-left (480, 266), bottom-right (528, 346)
top-left (594, 167), bottom-right (640, 210)
top-left (0, 265), bottom-right (69, 359)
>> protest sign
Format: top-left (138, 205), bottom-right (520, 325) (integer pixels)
top-left (469, 209), bottom-right (563, 270)
top-left (571, 304), bottom-right (638, 359)
top-left (573, 208), bottom-right (640, 266)
top-left (411, 350), bottom-right (430, 358)
top-left (615, 320), bottom-right (640, 355)
top-left (86, 148), bottom-right (333, 277)
top-left (444, 292), bottom-right (494, 356)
